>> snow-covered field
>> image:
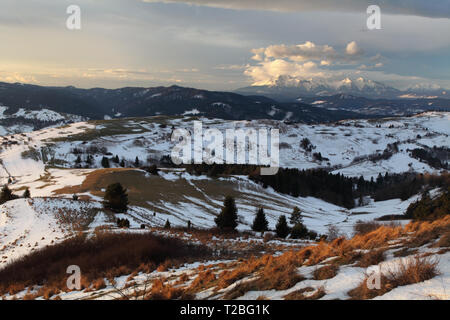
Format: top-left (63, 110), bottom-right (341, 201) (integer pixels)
top-left (0, 105), bottom-right (85, 136)
top-left (2, 112), bottom-right (447, 182)
top-left (0, 113), bottom-right (447, 262)
top-left (0, 112), bottom-right (448, 300)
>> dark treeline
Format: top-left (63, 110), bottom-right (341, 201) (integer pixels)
top-left (182, 164), bottom-right (450, 210)
top-left (409, 147), bottom-right (449, 170)
top-left (250, 168), bottom-right (355, 209)
top-left (358, 172), bottom-right (450, 202)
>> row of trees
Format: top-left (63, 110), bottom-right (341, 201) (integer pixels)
top-left (101, 156), bottom-right (141, 169)
top-left (0, 185), bottom-right (30, 205)
top-left (215, 196), bottom-right (317, 239)
top-left (250, 168), bottom-right (355, 209)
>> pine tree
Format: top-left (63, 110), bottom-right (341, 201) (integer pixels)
top-left (275, 215), bottom-right (290, 238)
top-left (135, 156), bottom-right (140, 167)
top-left (23, 188), bottom-right (30, 198)
top-left (113, 155), bottom-right (120, 164)
top-left (101, 156), bottom-right (110, 168)
top-left (120, 159), bottom-right (125, 167)
top-left (289, 206), bottom-right (303, 225)
top-left (103, 183), bottom-right (129, 212)
top-left (75, 155), bottom-right (82, 165)
top-left (215, 196), bottom-right (238, 230)
top-left (164, 219), bottom-right (171, 229)
top-left (252, 208), bottom-right (268, 232)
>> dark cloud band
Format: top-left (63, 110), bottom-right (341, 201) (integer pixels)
top-left (142, 0), bottom-right (450, 19)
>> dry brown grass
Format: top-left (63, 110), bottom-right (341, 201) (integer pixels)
top-left (348, 255), bottom-right (439, 299)
top-left (313, 265), bottom-right (339, 280)
top-left (357, 249), bottom-right (386, 268)
top-left (0, 232), bottom-right (210, 296)
top-left (435, 231), bottom-right (450, 248)
top-left (145, 279), bottom-right (194, 300)
top-left (189, 270), bottom-right (217, 292)
top-left (215, 216), bottom-right (449, 300)
top-left (216, 256), bottom-right (270, 290)
top-left (393, 248), bottom-right (418, 258)
top-left (284, 286), bottom-right (326, 300)
top-left (92, 278), bottom-right (106, 290)
top-left (222, 258), bottom-right (305, 299)
top-left (353, 220), bottom-right (382, 236)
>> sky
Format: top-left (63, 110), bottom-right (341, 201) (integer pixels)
top-left (0, 0), bottom-right (449, 91)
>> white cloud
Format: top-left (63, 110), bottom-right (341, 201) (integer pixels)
top-left (244, 58), bottom-right (326, 86)
top-left (346, 41), bottom-right (363, 56)
top-left (245, 41), bottom-right (367, 85)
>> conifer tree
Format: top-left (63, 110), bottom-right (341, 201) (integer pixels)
top-left (215, 196), bottom-right (238, 230)
top-left (101, 156), bottom-right (110, 168)
top-left (103, 183), bottom-right (129, 212)
top-left (275, 215), bottom-right (290, 238)
top-left (0, 185), bottom-right (14, 204)
top-left (289, 206), bottom-right (303, 225)
top-left (23, 188), bottom-right (30, 198)
top-left (252, 208), bottom-right (269, 232)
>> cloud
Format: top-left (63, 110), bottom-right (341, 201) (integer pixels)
top-left (0, 72), bottom-right (38, 84)
top-left (142, 0), bottom-right (450, 19)
top-left (244, 59), bottom-right (325, 85)
top-left (261, 41), bottom-right (338, 62)
top-left (244, 41), bottom-right (389, 86)
top-left (346, 41), bottom-right (363, 56)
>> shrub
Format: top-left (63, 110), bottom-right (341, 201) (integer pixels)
top-left (290, 223), bottom-right (309, 239)
top-left (284, 286), bottom-right (326, 300)
top-left (348, 255), bottom-right (439, 299)
top-left (353, 220), bottom-right (382, 236)
top-left (147, 164), bottom-right (158, 175)
top-left (326, 225), bottom-right (341, 241)
top-left (117, 218), bottom-right (130, 228)
top-left (313, 265), bottom-right (338, 280)
top-left (0, 233), bottom-right (210, 295)
top-left (357, 249), bottom-right (385, 268)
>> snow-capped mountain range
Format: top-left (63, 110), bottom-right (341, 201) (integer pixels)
top-left (236, 76), bottom-right (449, 101)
